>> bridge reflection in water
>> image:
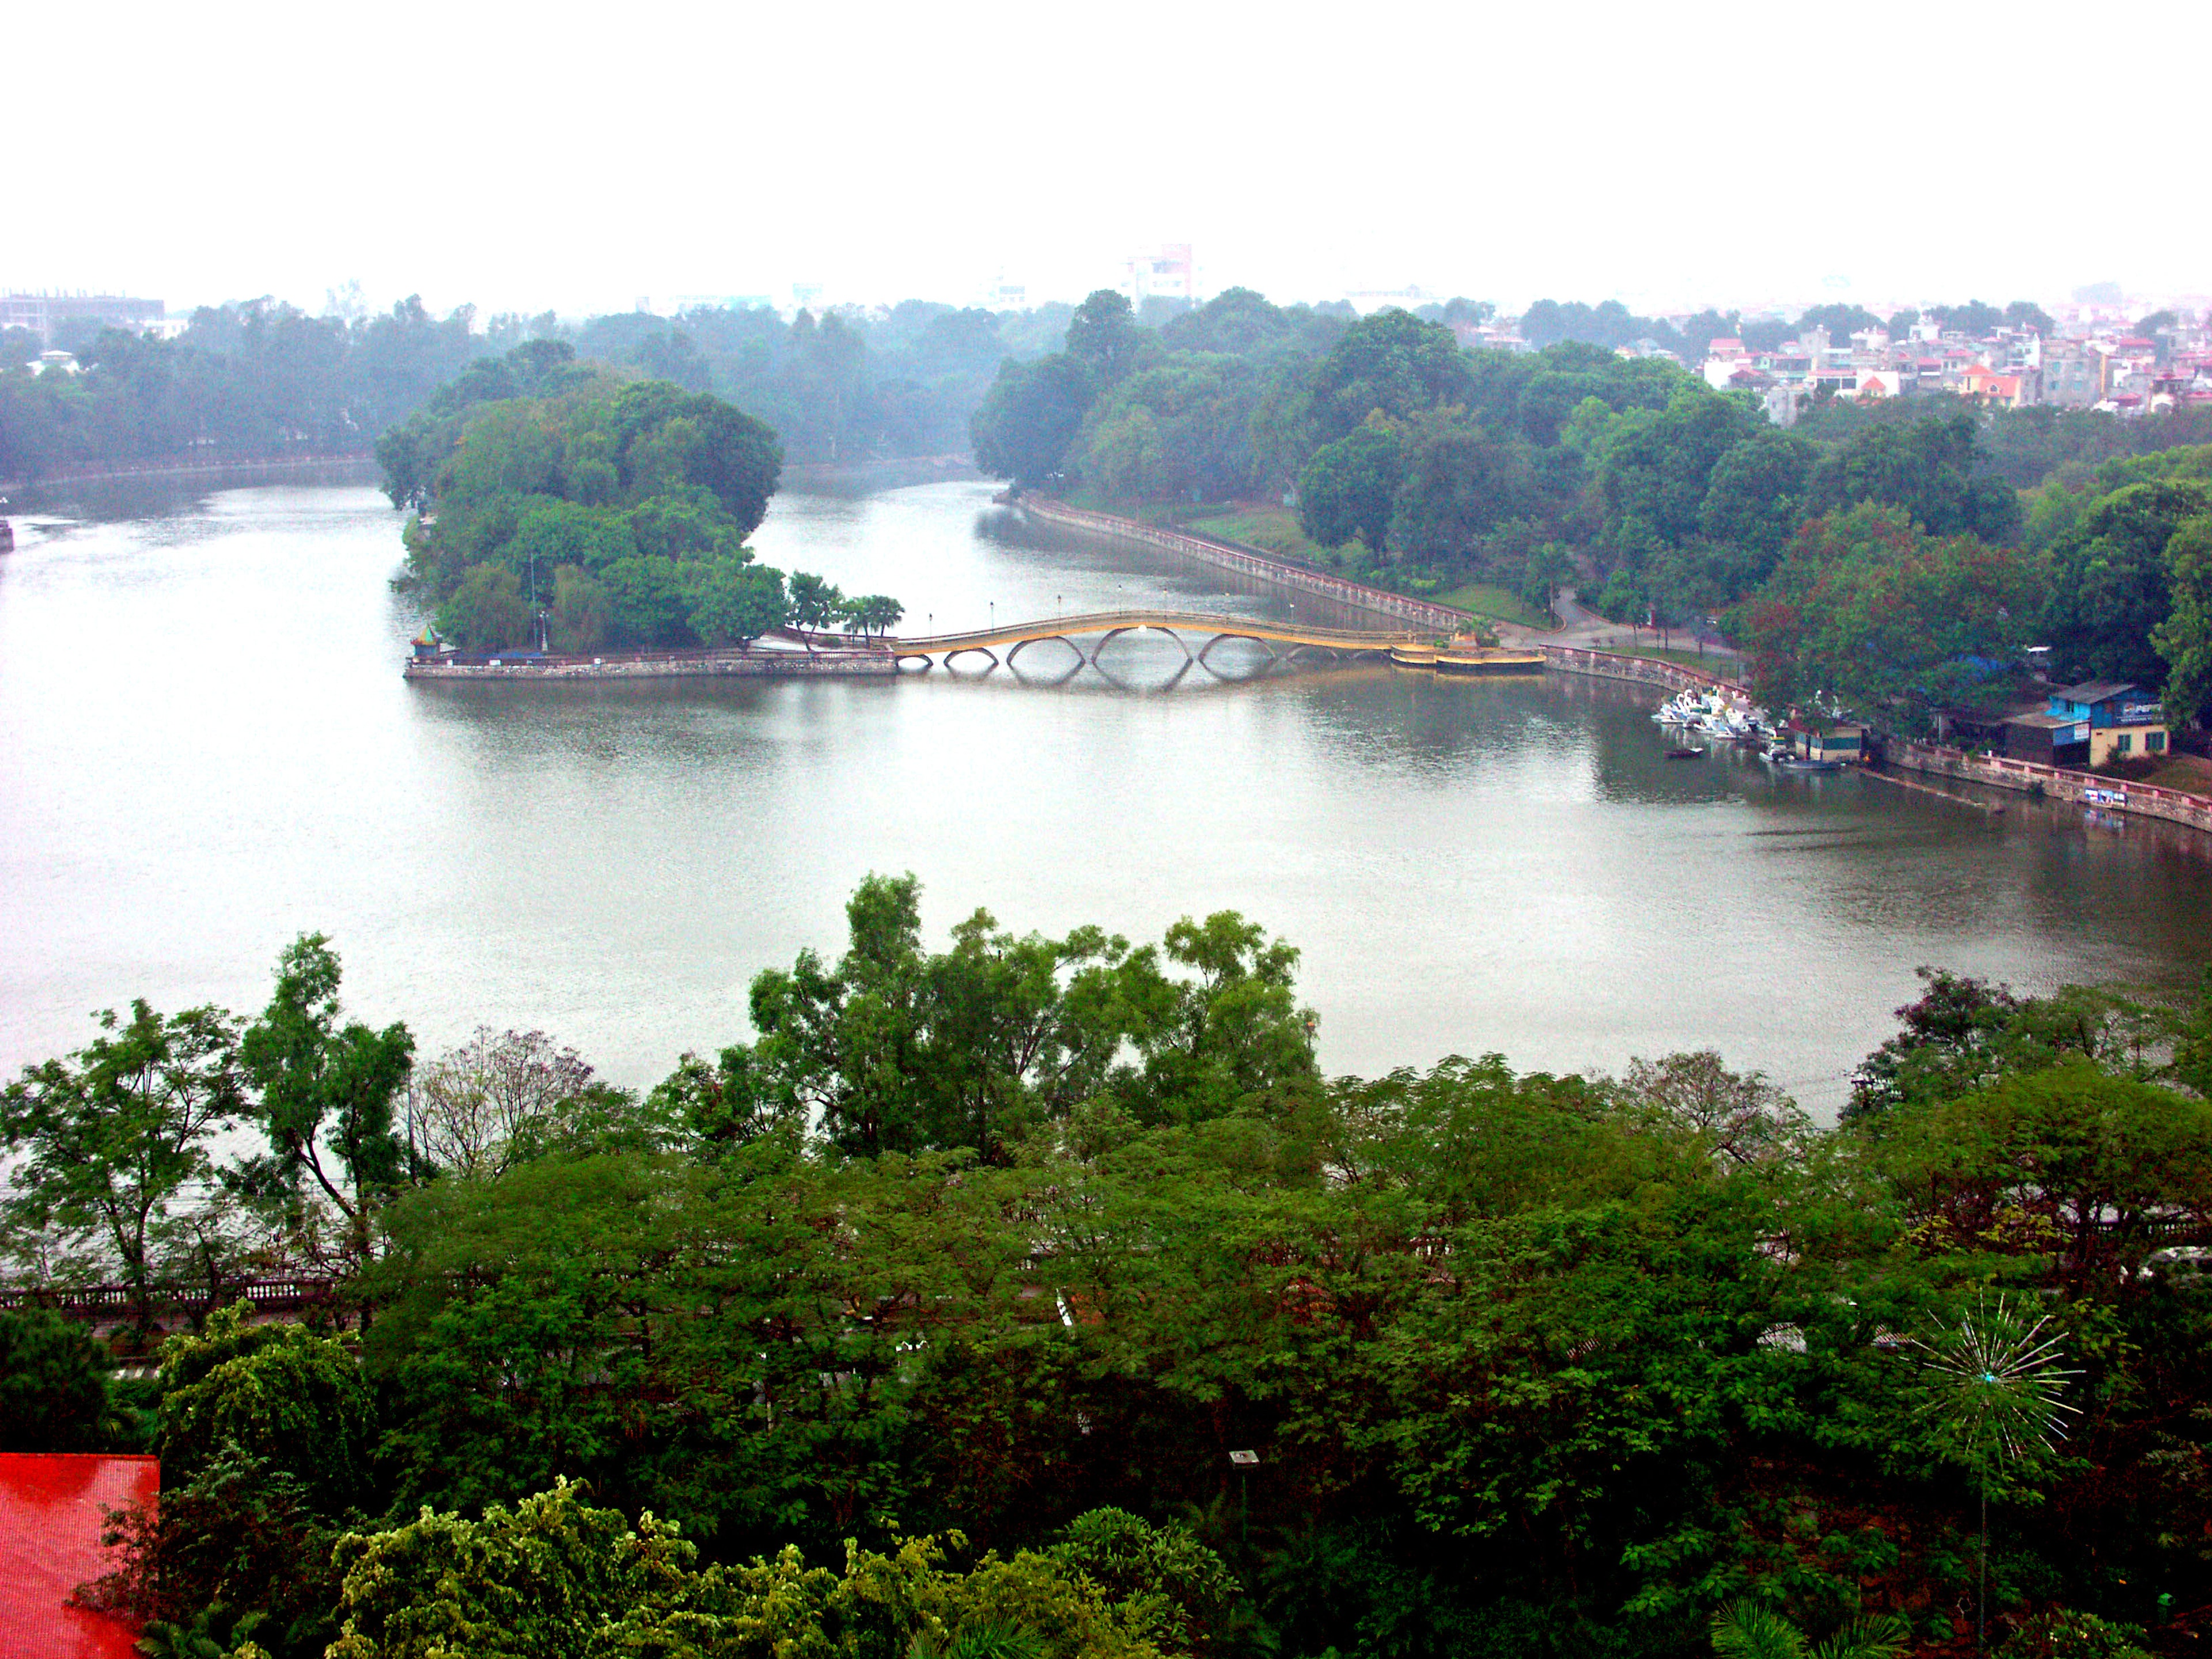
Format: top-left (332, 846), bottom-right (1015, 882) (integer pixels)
top-left (889, 609), bottom-right (1420, 678)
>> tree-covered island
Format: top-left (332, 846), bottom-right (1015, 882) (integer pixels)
top-left (378, 342), bottom-right (900, 654)
top-left (3, 879), bottom-right (2210, 1659)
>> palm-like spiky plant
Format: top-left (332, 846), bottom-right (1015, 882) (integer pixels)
top-left (1909, 1294), bottom-right (2081, 1650)
top-left (1710, 1599), bottom-right (1911, 1659)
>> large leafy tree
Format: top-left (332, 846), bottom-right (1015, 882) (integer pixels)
top-left (1306, 308), bottom-right (1474, 444)
top-left (238, 934), bottom-right (416, 1267)
top-left (741, 874), bottom-right (1135, 1160)
top-left (1063, 289), bottom-right (1147, 387)
top-left (1804, 410), bottom-right (2022, 544)
top-left (1385, 404), bottom-right (1532, 560)
top-left (158, 1302), bottom-right (377, 1509)
top-left (2043, 478), bottom-right (2212, 687)
top-left (683, 556), bottom-right (788, 646)
top-left (1599, 387), bottom-right (1763, 549)
top-left (971, 354), bottom-right (1095, 486)
top-left (1, 999), bottom-right (242, 1327)
top-left (0, 1309), bottom-right (121, 1450)
top-left (1698, 429), bottom-right (1818, 570)
top-left (1735, 504), bottom-right (2042, 732)
top-left (1071, 355), bottom-right (1259, 502)
top-left (1297, 419), bottom-right (1404, 554)
top-left (2153, 511), bottom-right (2212, 727)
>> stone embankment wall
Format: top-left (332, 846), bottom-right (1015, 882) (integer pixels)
top-left (405, 649), bottom-right (896, 681)
top-left (1539, 645), bottom-right (1746, 696)
top-left (1016, 498), bottom-right (1469, 632)
top-left (1, 452), bottom-right (376, 494)
top-left (1889, 741), bottom-right (2212, 834)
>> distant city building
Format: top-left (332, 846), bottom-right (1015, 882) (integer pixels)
top-left (1122, 245), bottom-right (1194, 310)
top-left (2, 291), bottom-right (165, 346)
top-left (1696, 300), bottom-right (2212, 424)
top-left (1342, 286), bottom-right (1430, 315)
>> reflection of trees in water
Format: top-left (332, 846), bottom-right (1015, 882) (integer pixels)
top-left (15, 460), bottom-right (383, 524)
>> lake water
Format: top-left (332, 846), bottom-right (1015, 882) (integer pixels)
top-left (5, 471), bottom-right (2209, 1119)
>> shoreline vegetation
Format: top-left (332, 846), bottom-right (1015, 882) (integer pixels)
top-left (967, 290), bottom-right (2212, 745)
top-left (3, 880), bottom-right (2211, 1659)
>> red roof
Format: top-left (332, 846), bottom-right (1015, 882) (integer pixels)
top-left (0, 1455), bottom-right (158, 1659)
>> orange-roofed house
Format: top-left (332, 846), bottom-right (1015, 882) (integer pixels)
top-left (0, 1455), bottom-right (158, 1659)
top-left (1957, 363), bottom-right (2029, 407)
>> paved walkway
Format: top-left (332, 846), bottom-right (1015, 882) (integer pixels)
top-left (1497, 586), bottom-right (1745, 671)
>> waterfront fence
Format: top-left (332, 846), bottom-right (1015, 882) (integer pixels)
top-left (1014, 498), bottom-right (1472, 632)
top-left (1888, 741), bottom-right (2212, 834)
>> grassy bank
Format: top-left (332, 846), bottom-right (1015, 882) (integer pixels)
top-left (1432, 582), bottom-right (1555, 630)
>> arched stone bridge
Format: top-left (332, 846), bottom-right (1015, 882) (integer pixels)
top-left (890, 609), bottom-right (1422, 673)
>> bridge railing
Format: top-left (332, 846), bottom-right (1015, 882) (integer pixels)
top-left (0, 1275), bottom-right (340, 1317)
top-left (891, 609), bottom-right (1420, 653)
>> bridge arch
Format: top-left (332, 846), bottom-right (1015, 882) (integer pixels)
top-left (1006, 634), bottom-right (1085, 669)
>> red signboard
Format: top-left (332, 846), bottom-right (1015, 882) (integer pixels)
top-left (0, 1454), bottom-right (158, 1659)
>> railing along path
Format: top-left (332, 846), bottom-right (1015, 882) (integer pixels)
top-left (889, 608), bottom-right (1419, 671)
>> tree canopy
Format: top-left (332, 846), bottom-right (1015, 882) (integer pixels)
top-left (10, 884), bottom-right (2212, 1659)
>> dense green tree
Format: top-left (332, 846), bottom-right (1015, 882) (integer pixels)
top-left (80, 1444), bottom-right (346, 1659)
top-left (440, 562), bottom-right (533, 650)
top-left (1517, 298), bottom-right (1664, 351)
top-left (1804, 410), bottom-right (2022, 543)
top-left (1736, 505), bottom-right (2042, 732)
top-left (786, 570), bottom-right (844, 642)
top-left (1306, 308), bottom-right (1474, 442)
top-left (1877, 1059), bottom-right (2212, 1290)
top-left (1697, 430), bottom-right (1817, 571)
top-left (1, 1001), bottom-right (241, 1327)
top-left (1599, 387), bottom-right (1763, 550)
top-left (1520, 540), bottom-right (1575, 617)
top-left (237, 935), bottom-right (416, 1267)
top-left (600, 555), bottom-right (691, 646)
top-left (683, 557), bottom-right (789, 646)
top-left (0, 1309), bottom-right (120, 1450)
top-left (1071, 356), bottom-right (1259, 502)
top-left (1931, 300), bottom-right (2005, 337)
top-left (158, 1302), bottom-right (376, 1507)
top-left (1297, 419), bottom-right (1404, 553)
top-left (2152, 512), bottom-right (2212, 726)
top-left (2043, 479), bottom-right (2211, 687)
top-left (1793, 302), bottom-right (1883, 342)
top-left (547, 564), bottom-right (610, 653)
top-left (1065, 290), bottom-right (1147, 387)
top-left (1385, 406), bottom-right (1532, 560)
top-left (1846, 968), bottom-right (2118, 1122)
top-left (971, 355), bottom-right (1094, 486)
top-left (324, 1480), bottom-right (1209, 1659)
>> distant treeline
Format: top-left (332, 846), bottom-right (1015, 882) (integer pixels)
top-left (0, 294), bottom-right (1074, 483)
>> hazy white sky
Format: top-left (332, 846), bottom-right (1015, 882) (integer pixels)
top-left (12, 0), bottom-right (2208, 320)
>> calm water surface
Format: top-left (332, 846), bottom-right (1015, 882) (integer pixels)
top-left (5, 474), bottom-right (2210, 1118)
